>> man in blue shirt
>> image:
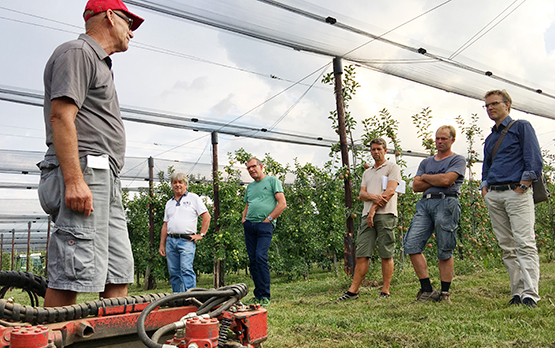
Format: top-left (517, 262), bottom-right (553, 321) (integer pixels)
top-left (481, 89), bottom-right (543, 308)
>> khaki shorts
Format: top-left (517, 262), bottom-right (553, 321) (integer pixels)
top-left (356, 214), bottom-right (397, 259)
top-left (38, 157), bottom-right (134, 292)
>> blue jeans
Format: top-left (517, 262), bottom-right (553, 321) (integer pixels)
top-left (166, 237), bottom-right (196, 292)
top-left (243, 220), bottom-right (274, 300)
top-left (403, 197), bottom-right (461, 260)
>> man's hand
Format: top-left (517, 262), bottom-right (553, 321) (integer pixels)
top-left (190, 234), bottom-right (204, 243)
top-left (366, 210), bottom-right (376, 228)
top-left (373, 194), bottom-right (388, 207)
top-left (514, 181), bottom-right (532, 194)
top-left (158, 244), bottom-right (166, 257)
top-left (65, 179), bottom-right (94, 217)
top-left (481, 187), bottom-right (488, 198)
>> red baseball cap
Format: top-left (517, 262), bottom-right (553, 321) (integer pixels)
top-left (84, 0), bottom-right (144, 31)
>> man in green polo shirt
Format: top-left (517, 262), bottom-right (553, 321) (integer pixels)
top-left (242, 158), bottom-right (287, 306)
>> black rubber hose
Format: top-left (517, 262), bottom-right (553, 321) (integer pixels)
top-left (137, 284), bottom-right (248, 348)
top-left (0, 271), bottom-right (48, 299)
top-left (137, 289), bottom-right (238, 348)
top-left (196, 296), bottom-right (228, 315)
top-left (208, 296), bottom-right (240, 318)
top-left (0, 292), bottom-right (181, 324)
top-left (150, 322), bottom-right (178, 345)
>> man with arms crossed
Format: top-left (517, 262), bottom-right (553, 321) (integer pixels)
top-left (37, 0), bottom-right (144, 306)
top-left (242, 158), bottom-right (287, 306)
top-left (481, 89), bottom-right (542, 308)
top-left (338, 138), bottom-right (402, 300)
top-left (404, 126), bottom-right (465, 303)
top-left (159, 173), bottom-right (211, 292)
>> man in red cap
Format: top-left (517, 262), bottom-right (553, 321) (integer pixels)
top-left (38, 0), bottom-right (144, 306)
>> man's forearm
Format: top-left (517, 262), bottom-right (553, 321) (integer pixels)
top-left (200, 212), bottom-right (211, 234)
top-left (412, 176), bottom-right (431, 193)
top-left (51, 104), bottom-right (82, 185)
top-left (269, 201), bottom-right (287, 219)
top-left (50, 98), bottom-right (94, 216)
top-left (420, 173), bottom-right (457, 188)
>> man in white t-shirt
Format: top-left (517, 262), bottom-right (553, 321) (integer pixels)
top-left (338, 138), bottom-right (402, 301)
top-left (159, 172), bottom-right (211, 292)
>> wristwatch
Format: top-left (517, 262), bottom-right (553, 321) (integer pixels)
top-left (267, 216), bottom-right (273, 222)
top-left (200, 233), bottom-right (205, 237)
top-left (519, 184), bottom-right (529, 191)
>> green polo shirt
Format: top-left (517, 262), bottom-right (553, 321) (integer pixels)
top-left (244, 176), bottom-right (284, 225)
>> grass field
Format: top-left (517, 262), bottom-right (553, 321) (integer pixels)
top-left (260, 259), bottom-right (555, 348)
top-left (5, 258), bottom-right (555, 347)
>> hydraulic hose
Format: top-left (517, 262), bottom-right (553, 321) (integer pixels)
top-left (137, 283), bottom-right (248, 348)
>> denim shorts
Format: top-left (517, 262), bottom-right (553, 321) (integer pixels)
top-left (356, 214), bottom-right (397, 259)
top-left (403, 197), bottom-right (461, 260)
top-left (38, 157), bottom-right (134, 292)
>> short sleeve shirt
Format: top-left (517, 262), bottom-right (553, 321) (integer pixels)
top-left (244, 176), bottom-right (284, 224)
top-left (164, 192), bottom-right (209, 234)
top-left (43, 34), bottom-right (126, 174)
top-left (416, 154), bottom-right (466, 195)
top-left (361, 160), bottom-right (402, 216)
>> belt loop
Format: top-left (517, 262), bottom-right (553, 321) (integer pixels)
top-left (440, 192), bottom-right (445, 199)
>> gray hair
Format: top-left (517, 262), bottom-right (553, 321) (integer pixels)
top-left (170, 172), bottom-right (188, 185)
top-left (247, 157), bottom-right (262, 165)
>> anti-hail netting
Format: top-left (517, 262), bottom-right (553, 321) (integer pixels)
top-left (126, 0), bottom-right (555, 119)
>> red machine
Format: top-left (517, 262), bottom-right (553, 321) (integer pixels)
top-left (0, 272), bottom-right (267, 348)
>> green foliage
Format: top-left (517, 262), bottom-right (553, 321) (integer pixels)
top-left (322, 64), bottom-right (360, 158)
top-left (361, 108), bottom-right (406, 171)
top-left (455, 113), bottom-right (484, 181)
top-left (411, 107), bottom-right (436, 155)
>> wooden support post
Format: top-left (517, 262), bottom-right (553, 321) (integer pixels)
top-left (333, 57), bottom-right (356, 276)
top-left (212, 132), bottom-right (225, 288)
top-left (145, 156), bottom-right (157, 290)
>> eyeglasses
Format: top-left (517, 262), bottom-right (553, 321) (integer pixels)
top-left (113, 11), bottom-right (133, 30)
top-left (483, 100), bottom-right (505, 109)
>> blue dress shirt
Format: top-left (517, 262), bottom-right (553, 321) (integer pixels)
top-left (481, 116), bottom-right (542, 188)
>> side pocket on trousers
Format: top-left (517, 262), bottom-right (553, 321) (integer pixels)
top-left (37, 161), bottom-right (62, 217)
top-left (56, 229), bottom-right (96, 281)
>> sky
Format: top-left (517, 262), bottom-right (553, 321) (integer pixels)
top-left (1, 0), bottom-right (555, 234)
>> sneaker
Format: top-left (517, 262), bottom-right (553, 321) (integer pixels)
top-left (522, 297), bottom-right (537, 308)
top-left (259, 298), bottom-right (271, 307)
top-left (439, 291), bottom-right (451, 303)
top-left (243, 297), bottom-right (259, 305)
top-left (414, 289), bottom-right (440, 303)
top-left (337, 291), bottom-right (359, 301)
top-left (508, 295), bottom-right (521, 306)
top-left (379, 292), bottom-right (390, 298)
